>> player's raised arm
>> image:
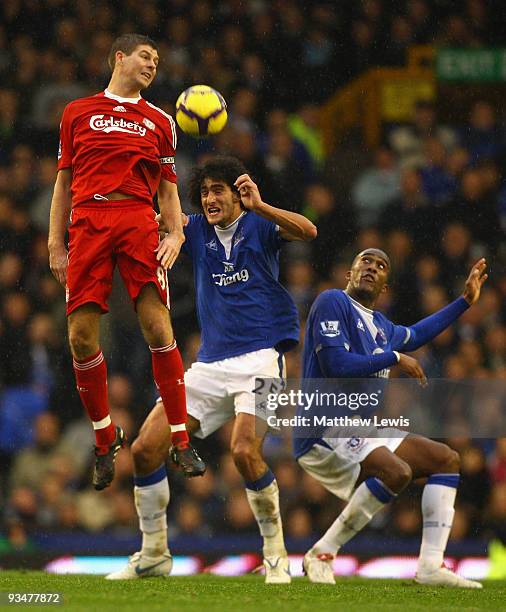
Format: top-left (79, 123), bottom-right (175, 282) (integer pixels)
top-left (155, 178), bottom-right (185, 270)
top-left (234, 174), bottom-right (317, 242)
top-left (48, 168), bottom-right (72, 286)
top-left (401, 258), bottom-right (488, 352)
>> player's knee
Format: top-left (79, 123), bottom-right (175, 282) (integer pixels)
top-left (68, 326), bottom-right (97, 359)
top-left (384, 460), bottom-right (412, 492)
top-left (231, 439), bottom-right (256, 472)
top-left (141, 319), bottom-right (171, 347)
top-left (438, 446), bottom-right (460, 474)
top-left (398, 461), bottom-right (413, 487)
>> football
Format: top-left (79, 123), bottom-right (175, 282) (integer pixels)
top-left (175, 85), bottom-right (228, 137)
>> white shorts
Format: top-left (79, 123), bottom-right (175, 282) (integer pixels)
top-left (182, 348), bottom-right (285, 439)
top-left (298, 428), bottom-right (409, 501)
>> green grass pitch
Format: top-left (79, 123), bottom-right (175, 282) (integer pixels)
top-left (1, 573), bottom-right (505, 611)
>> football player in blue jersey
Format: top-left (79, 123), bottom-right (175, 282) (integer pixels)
top-left (107, 156), bottom-right (316, 582)
top-left (297, 248), bottom-right (487, 587)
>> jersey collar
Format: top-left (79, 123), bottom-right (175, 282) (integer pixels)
top-left (104, 89), bottom-right (142, 104)
top-left (345, 292), bottom-right (374, 315)
top-left (214, 211), bottom-right (247, 232)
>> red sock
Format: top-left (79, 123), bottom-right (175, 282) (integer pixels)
top-left (73, 350), bottom-right (116, 452)
top-left (150, 341), bottom-right (189, 446)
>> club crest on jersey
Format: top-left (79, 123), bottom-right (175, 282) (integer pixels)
top-left (206, 239), bottom-right (217, 251)
top-left (357, 318), bottom-right (365, 332)
top-left (223, 261), bottom-right (234, 272)
top-left (346, 437), bottom-right (365, 451)
top-left (113, 105), bottom-right (127, 112)
top-left (143, 118), bottom-right (155, 131)
top-left (320, 320), bottom-right (340, 337)
top-left (233, 230), bottom-right (244, 248)
top-left (89, 114), bottom-right (146, 136)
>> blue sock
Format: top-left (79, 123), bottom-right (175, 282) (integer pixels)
top-left (134, 464), bottom-right (167, 487)
top-left (365, 477), bottom-right (396, 503)
top-left (245, 469), bottom-right (275, 491)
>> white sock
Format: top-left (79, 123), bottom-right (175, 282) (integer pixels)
top-left (133, 465), bottom-right (170, 557)
top-left (245, 472), bottom-right (287, 558)
top-left (418, 473), bottom-right (459, 573)
top-left (312, 478), bottom-right (395, 555)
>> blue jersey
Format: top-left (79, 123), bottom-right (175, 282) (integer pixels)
top-left (294, 289), bottom-right (410, 458)
top-left (183, 211), bottom-right (299, 363)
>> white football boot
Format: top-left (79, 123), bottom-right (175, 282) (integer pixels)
top-left (415, 565), bottom-right (482, 589)
top-left (303, 552), bottom-right (336, 584)
top-left (105, 550), bottom-right (173, 580)
top-left (263, 556), bottom-right (292, 584)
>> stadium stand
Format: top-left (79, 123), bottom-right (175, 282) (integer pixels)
top-left (0, 0), bottom-right (505, 562)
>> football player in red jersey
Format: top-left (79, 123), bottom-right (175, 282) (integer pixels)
top-left (48, 34), bottom-right (205, 491)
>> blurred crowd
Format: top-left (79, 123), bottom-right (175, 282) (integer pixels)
top-left (1, 0), bottom-right (506, 553)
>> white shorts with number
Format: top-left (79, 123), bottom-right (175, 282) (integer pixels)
top-left (181, 348), bottom-right (285, 439)
top-left (298, 428), bottom-right (409, 502)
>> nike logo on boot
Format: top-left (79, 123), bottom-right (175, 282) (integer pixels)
top-left (134, 560), bottom-right (167, 575)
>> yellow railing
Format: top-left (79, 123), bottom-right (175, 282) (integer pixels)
top-left (320, 46), bottom-right (435, 153)
top-left (407, 45), bottom-right (435, 69)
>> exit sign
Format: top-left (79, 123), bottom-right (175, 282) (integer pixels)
top-left (436, 48), bottom-right (506, 82)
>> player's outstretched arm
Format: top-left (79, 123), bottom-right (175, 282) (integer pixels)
top-left (402, 258), bottom-right (488, 352)
top-left (48, 168), bottom-right (72, 286)
top-left (155, 179), bottom-right (185, 270)
top-left (234, 174), bottom-right (317, 242)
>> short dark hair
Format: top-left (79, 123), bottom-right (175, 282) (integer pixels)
top-left (108, 34), bottom-right (158, 71)
top-left (189, 156), bottom-right (248, 209)
top-left (353, 248), bottom-right (391, 269)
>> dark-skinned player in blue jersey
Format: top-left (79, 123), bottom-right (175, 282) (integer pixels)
top-left (297, 248), bottom-right (487, 587)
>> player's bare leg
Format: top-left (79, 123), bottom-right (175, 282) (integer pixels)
top-left (68, 303), bottom-right (102, 361)
top-left (395, 435), bottom-right (481, 588)
top-left (133, 402), bottom-right (201, 476)
top-left (394, 434), bottom-right (459, 478)
top-left (230, 413), bottom-right (268, 481)
top-left (136, 283), bottom-right (204, 475)
top-left (231, 413), bottom-right (291, 584)
top-left (106, 401), bottom-right (201, 580)
top-left (68, 303), bottom-right (125, 490)
top-left (303, 446), bottom-right (410, 584)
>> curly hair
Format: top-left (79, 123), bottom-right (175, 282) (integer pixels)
top-left (188, 156), bottom-right (248, 210)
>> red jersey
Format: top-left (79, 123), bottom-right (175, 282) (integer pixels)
top-left (58, 89), bottom-right (177, 208)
